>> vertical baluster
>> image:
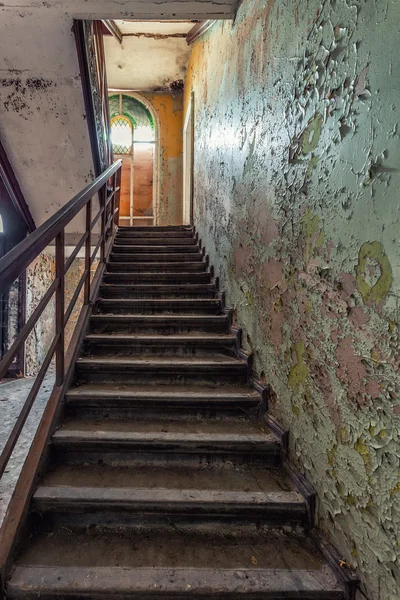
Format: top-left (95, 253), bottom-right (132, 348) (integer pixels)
top-left (114, 164), bottom-right (122, 227)
top-left (100, 185), bottom-right (106, 263)
top-left (84, 197), bottom-right (92, 304)
top-left (55, 230), bottom-right (65, 386)
top-left (111, 172), bottom-right (116, 231)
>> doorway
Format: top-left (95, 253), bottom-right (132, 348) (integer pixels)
top-left (109, 92), bottom-right (159, 227)
top-left (183, 92), bottom-right (194, 225)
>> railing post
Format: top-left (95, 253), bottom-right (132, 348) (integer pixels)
top-left (55, 230), bottom-right (65, 386)
top-left (84, 198), bottom-right (92, 304)
top-left (100, 185), bottom-right (106, 263)
top-left (114, 165), bottom-right (122, 227)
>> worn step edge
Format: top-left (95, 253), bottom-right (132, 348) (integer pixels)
top-left (32, 487), bottom-right (306, 518)
top-left (7, 565), bottom-right (344, 599)
top-left (112, 245), bottom-right (200, 252)
top-left (51, 430), bottom-right (280, 454)
top-left (84, 334), bottom-right (236, 346)
top-left (75, 358), bottom-right (247, 374)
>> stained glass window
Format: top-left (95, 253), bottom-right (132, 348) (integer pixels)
top-left (111, 116), bottom-right (132, 155)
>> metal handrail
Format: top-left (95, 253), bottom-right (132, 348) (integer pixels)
top-left (0, 159), bottom-right (122, 479)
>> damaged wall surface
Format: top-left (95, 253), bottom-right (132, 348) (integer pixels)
top-left (0, 0), bottom-right (235, 230)
top-left (185, 1), bottom-right (400, 599)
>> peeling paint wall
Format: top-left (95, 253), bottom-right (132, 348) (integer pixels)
top-left (185, 1), bottom-right (400, 599)
top-left (142, 92), bottom-right (183, 225)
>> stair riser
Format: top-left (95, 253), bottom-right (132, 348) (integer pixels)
top-left (95, 301), bottom-right (221, 315)
top-left (106, 263), bottom-right (207, 273)
top-left (100, 288), bottom-right (217, 299)
top-left (75, 370), bottom-right (248, 386)
top-left (89, 317), bottom-right (230, 335)
top-left (109, 253), bottom-right (204, 262)
top-left (65, 403), bottom-right (260, 421)
top-left (103, 274), bottom-right (212, 284)
top-left (51, 449), bottom-right (282, 469)
top-left (83, 340), bottom-right (237, 357)
top-left (32, 504), bottom-right (307, 528)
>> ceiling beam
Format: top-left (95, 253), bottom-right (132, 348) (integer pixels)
top-left (186, 20), bottom-right (216, 45)
top-left (102, 20), bottom-right (123, 44)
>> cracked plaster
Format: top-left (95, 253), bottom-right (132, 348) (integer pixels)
top-left (185, 1), bottom-right (400, 598)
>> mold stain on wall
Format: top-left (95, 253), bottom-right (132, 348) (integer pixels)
top-left (185, 1), bottom-right (400, 598)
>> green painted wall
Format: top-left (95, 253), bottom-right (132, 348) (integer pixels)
top-left (185, 1), bottom-right (400, 598)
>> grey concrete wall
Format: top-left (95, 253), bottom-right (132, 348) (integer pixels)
top-left (185, 1), bottom-right (400, 599)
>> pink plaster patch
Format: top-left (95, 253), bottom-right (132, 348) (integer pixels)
top-left (349, 306), bottom-right (369, 328)
top-left (335, 337), bottom-right (381, 402)
top-left (259, 258), bottom-right (284, 291)
top-left (338, 273), bottom-right (357, 301)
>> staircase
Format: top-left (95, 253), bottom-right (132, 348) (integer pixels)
top-left (7, 226), bottom-right (347, 599)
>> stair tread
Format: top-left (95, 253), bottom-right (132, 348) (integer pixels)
top-left (54, 417), bottom-right (273, 438)
top-left (8, 565), bottom-right (343, 599)
top-left (66, 383), bottom-right (259, 400)
top-left (37, 463), bottom-right (293, 492)
top-left (77, 355), bottom-right (244, 365)
top-left (97, 299), bottom-right (220, 304)
top-left (9, 528), bottom-right (343, 597)
top-left (91, 314), bottom-right (227, 320)
top-left (85, 333), bottom-right (235, 341)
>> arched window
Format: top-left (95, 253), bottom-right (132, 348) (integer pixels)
top-left (109, 93), bottom-right (157, 226)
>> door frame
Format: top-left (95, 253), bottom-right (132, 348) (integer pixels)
top-left (109, 90), bottom-right (160, 226)
top-left (183, 92), bottom-right (194, 225)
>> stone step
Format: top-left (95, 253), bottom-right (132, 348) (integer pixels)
top-left (51, 418), bottom-right (279, 466)
top-left (89, 314), bottom-right (230, 334)
top-left (109, 252), bottom-right (204, 262)
top-left (75, 355), bottom-right (248, 384)
top-left (99, 283), bottom-right (217, 299)
top-left (8, 527), bottom-right (344, 599)
top-left (83, 333), bottom-right (237, 355)
top-left (33, 464), bottom-right (306, 524)
top-left (95, 298), bottom-right (221, 315)
top-left (116, 230), bottom-right (194, 238)
top-left (103, 272), bottom-right (212, 284)
top-left (112, 244), bottom-right (200, 253)
top-left (65, 383), bottom-right (261, 419)
top-left (113, 237), bottom-right (198, 246)
top-left (106, 261), bottom-right (207, 273)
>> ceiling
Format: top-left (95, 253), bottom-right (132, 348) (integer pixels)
top-left (115, 20), bottom-right (196, 36)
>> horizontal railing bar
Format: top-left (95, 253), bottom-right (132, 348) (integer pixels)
top-left (90, 236), bottom-right (102, 265)
top-left (64, 231), bottom-right (89, 274)
top-left (0, 333), bottom-right (59, 479)
top-left (64, 268), bottom-right (88, 327)
top-left (0, 278), bottom-right (59, 380)
top-left (90, 205), bottom-right (104, 231)
top-left (0, 160), bottom-right (122, 290)
top-left (105, 189), bottom-right (115, 208)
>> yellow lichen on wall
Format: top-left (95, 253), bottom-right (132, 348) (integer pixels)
top-left (142, 92), bottom-right (183, 225)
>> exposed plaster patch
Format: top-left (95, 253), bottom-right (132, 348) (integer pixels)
top-left (356, 242), bottom-right (393, 306)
